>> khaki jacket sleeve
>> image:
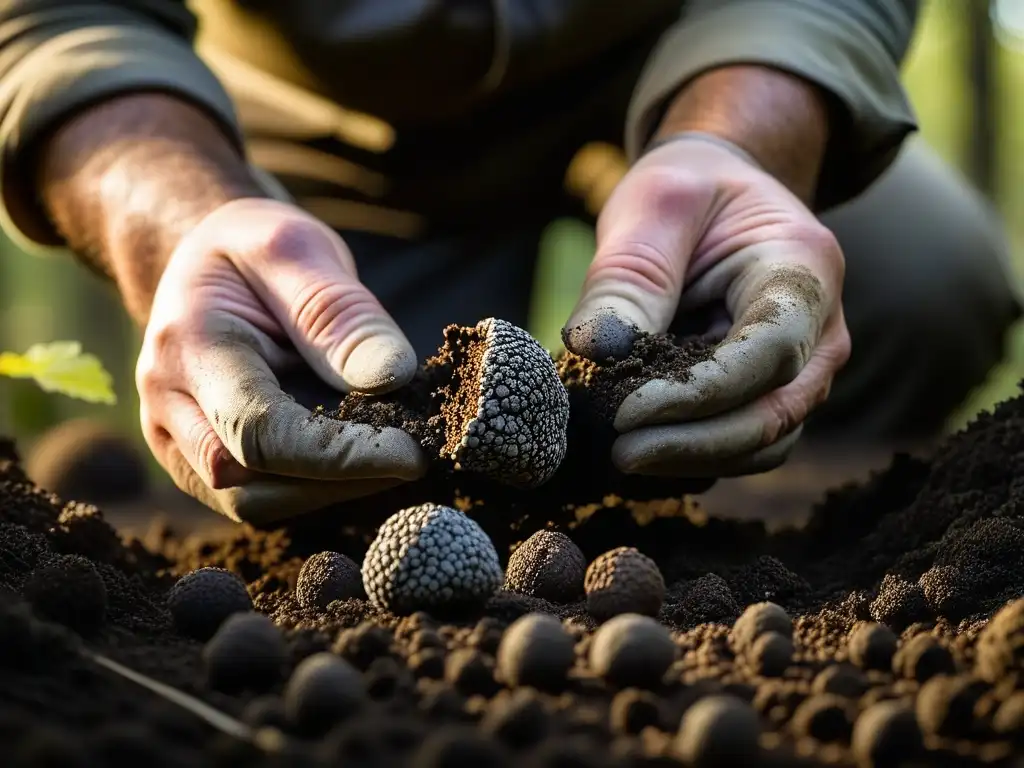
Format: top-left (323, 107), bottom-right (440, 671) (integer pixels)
top-left (0, 1), bottom-right (243, 252)
top-left (627, 0), bottom-right (920, 211)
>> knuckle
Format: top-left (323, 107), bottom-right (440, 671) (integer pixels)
top-left (761, 392), bottom-right (806, 445)
top-left (589, 240), bottom-right (680, 298)
top-left (263, 215), bottom-right (330, 262)
top-left (292, 279), bottom-right (382, 343)
top-left (640, 168), bottom-right (711, 213)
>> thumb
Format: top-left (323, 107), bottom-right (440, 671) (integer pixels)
top-left (224, 202), bottom-right (417, 394)
top-left (562, 170), bottom-right (702, 360)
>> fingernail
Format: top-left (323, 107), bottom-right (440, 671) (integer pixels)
top-left (342, 334), bottom-right (417, 394)
top-left (561, 309), bottom-right (640, 361)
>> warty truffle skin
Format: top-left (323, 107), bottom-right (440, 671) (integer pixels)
top-left (503, 530), bottom-right (586, 604)
top-left (296, 551), bottom-right (364, 610)
top-left (448, 318), bottom-right (569, 489)
top-left (362, 503), bottom-right (504, 616)
top-left (167, 567), bottom-right (253, 641)
top-left (584, 547), bottom-right (665, 622)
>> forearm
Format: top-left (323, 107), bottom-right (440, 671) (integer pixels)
top-left (654, 65), bottom-right (830, 206)
top-left (38, 93), bottom-right (264, 324)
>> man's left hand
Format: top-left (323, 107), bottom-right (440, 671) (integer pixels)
top-left (563, 134), bottom-right (851, 477)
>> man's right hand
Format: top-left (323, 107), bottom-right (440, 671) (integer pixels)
top-left (137, 198), bottom-right (428, 524)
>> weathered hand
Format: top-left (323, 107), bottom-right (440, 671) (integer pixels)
top-left (137, 198), bottom-right (428, 524)
top-left (564, 135), bottom-right (851, 477)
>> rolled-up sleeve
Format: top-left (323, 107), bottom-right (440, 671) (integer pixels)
top-left (627, 0), bottom-right (920, 211)
top-left (0, 1), bottom-right (244, 251)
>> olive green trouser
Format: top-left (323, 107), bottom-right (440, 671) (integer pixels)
top-left (339, 138), bottom-right (1023, 444)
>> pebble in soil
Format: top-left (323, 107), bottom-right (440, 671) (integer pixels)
top-left (14, 381), bottom-right (1024, 764)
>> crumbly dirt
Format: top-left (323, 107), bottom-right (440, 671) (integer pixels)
top-left (312, 326), bottom-right (716, 540)
top-left (9, 373), bottom-right (1024, 765)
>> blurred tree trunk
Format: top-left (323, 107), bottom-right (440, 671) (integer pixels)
top-left (968, 0), bottom-right (996, 196)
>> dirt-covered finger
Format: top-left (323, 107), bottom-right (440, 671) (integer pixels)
top-left (154, 391), bottom-right (254, 489)
top-left (615, 264), bottom-right (828, 431)
top-left (186, 333), bottom-right (427, 480)
top-left (613, 343), bottom-right (837, 473)
top-left (612, 423), bottom-right (803, 477)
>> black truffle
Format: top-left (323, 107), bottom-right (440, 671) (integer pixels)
top-left (561, 311), bottom-right (640, 362)
top-left (610, 688), bottom-right (663, 735)
top-left (25, 418), bottom-right (149, 505)
top-left (440, 318), bottom-right (569, 488)
top-left (674, 695), bottom-right (761, 768)
top-left (812, 663), bottom-right (869, 699)
top-left (362, 503), bottom-right (503, 616)
top-left (790, 694), bottom-right (854, 743)
top-left (445, 648), bottom-right (500, 697)
top-left (504, 530), bottom-right (586, 604)
top-left (496, 612), bottom-right (575, 690)
top-left (584, 547), bottom-right (665, 622)
top-left (851, 700), bottom-right (923, 767)
top-left (588, 613), bottom-right (675, 689)
top-left (664, 573), bottom-right (739, 628)
top-left (202, 612), bottom-right (287, 693)
top-left (747, 631), bottom-right (793, 678)
top-left (730, 602), bottom-right (792, 653)
top-left (847, 622), bottom-right (899, 671)
top-left (915, 674), bottom-right (988, 738)
top-left (167, 567), bottom-right (253, 641)
top-left (296, 551), bottom-right (364, 610)
top-left (893, 633), bottom-right (956, 683)
top-left (23, 554), bottom-right (106, 635)
top-left (284, 652), bottom-right (366, 736)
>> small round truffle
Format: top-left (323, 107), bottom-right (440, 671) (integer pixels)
top-left (747, 631), bottom-right (793, 678)
top-left (790, 694), bottom-right (854, 743)
top-left (893, 634), bottom-right (956, 683)
top-left (504, 530), bottom-right (586, 604)
top-left (296, 551), bottom-right (364, 610)
top-left (848, 622), bottom-right (899, 671)
top-left (445, 648), bottom-right (500, 697)
top-left (362, 503), bottom-right (503, 616)
top-left (441, 318), bottom-right (569, 488)
top-left (167, 567), bottom-right (253, 641)
top-left (730, 602), bottom-right (792, 653)
top-left (561, 311), bottom-right (640, 362)
top-left (812, 663), bottom-right (869, 699)
top-left (284, 652), bottom-right (366, 736)
top-left (496, 612), bottom-right (575, 690)
top-left (589, 613), bottom-right (675, 689)
top-left (23, 554), bottom-right (107, 635)
top-left (584, 547), bottom-right (665, 622)
top-left (851, 700), bottom-right (923, 767)
top-left (202, 612), bottom-right (287, 693)
top-left (915, 674), bottom-right (988, 738)
top-left (675, 695), bottom-right (761, 768)
top-left (25, 418), bottom-right (149, 505)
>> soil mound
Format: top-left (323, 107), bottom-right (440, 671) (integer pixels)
top-left (6, 364), bottom-right (1024, 764)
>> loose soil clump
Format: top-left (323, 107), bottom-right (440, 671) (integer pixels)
top-left (12, 371), bottom-right (1024, 763)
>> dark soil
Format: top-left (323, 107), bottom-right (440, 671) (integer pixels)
top-left (279, 325), bottom-right (717, 549)
top-left (8, 366), bottom-right (1024, 764)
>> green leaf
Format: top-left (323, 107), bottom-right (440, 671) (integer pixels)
top-left (0, 341), bottom-right (116, 404)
